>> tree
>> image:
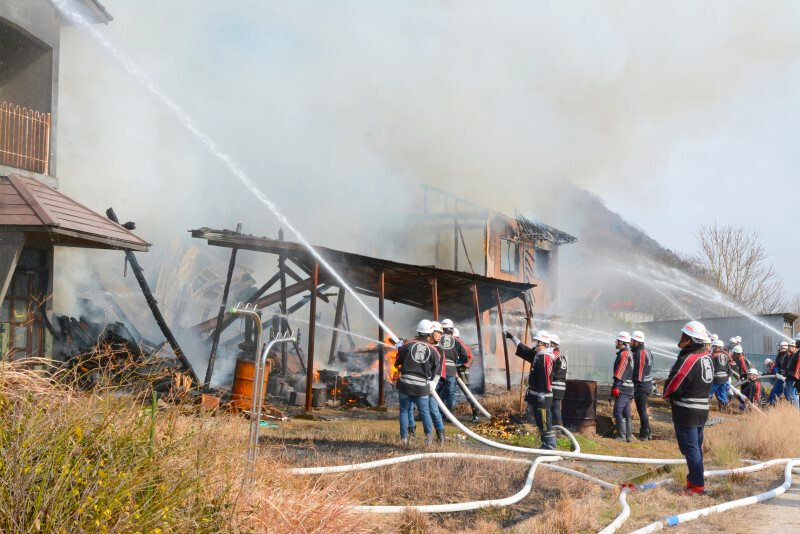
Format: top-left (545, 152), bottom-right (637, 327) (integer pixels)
top-left (694, 223), bottom-right (784, 313)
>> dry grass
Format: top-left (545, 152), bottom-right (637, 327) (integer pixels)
top-left (705, 402), bottom-right (800, 464)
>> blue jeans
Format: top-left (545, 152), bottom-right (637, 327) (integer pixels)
top-left (674, 422), bottom-right (705, 488)
top-left (784, 378), bottom-right (799, 407)
top-left (768, 380), bottom-right (784, 405)
top-left (437, 376), bottom-right (458, 412)
top-left (399, 392), bottom-right (432, 438)
top-left (428, 395), bottom-right (444, 431)
top-left (709, 383), bottom-right (729, 407)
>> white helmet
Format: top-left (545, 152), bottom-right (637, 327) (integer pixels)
top-left (765, 358), bottom-right (773, 366)
top-left (416, 319), bottom-right (434, 335)
top-left (732, 345), bottom-right (743, 354)
top-left (550, 334), bottom-right (560, 346)
top-left (710, 334), bottom-right (719, 342)
top-left (711, 339), bottom-right (724, 348)
top-left (532, 330), bottom-right (551, 345)
top-left (441, 319), bottom-right (454, 329)
top-left (430, 321), bottom-right (444, 334)
top-left (616, 331), bottom-right (631, 344)
top-left (735, 336), bottom-right (742, 343)
top-left (631, 330), bottom-right (645, 343)
top-left (682, 321), bottom-right (710, 344)
top-left (453, 327), bottom-right (460, 338)
top-left (748, 368), bottom-right (759, 376)
top-left (780, 341), bottom-right (789, 349)
top-left (729, 337), bottom-right (738, 344)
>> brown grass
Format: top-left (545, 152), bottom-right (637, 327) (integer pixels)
top-left (705, 402), bottom-right (800, 464)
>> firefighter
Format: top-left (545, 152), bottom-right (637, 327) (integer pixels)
top-left (436, 319), bottom-right (465, 413)
top-left (662, 320), bottom-right (713, 496)
top-left (427, 321), bottom-right (447, 442)
top-left (505, 329), bottom-right (556, 450)
top-left (452, 327), bottom-right (481, 423)
top-left (395, 319), bottom-right (440, 445)
top-left (787, 339), bottom-right (800, 407)
top-left (727, 337), bottom-right (738, 352)
top-left (630, 330), bottom-right (653, 440)
top-left (708, 339), bottom-right (731, 410)
top-left (611, 331), bottom-right (635, 442)
top-left (767, 342), bottom-right (788, 405)
top-left (738, 368), bottom-right (762, 411)
top-left (731, 346), bottom-right (751, 380)
top-left (550, 334), bottom-right (567, 427)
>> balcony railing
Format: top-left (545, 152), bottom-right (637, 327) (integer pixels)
top-left (0, 102), bottom-right (51, 176)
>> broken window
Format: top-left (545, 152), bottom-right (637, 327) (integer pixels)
top-left (500, 238), bottom-right (519, 274)
top-left (534, 248), bottom-right (551, 279)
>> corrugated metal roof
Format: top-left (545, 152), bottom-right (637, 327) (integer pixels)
top-left (0, 173), bottom-right (149, 251)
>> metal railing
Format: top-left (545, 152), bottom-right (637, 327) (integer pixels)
top-left (0, 102), bottom-right (51, 175)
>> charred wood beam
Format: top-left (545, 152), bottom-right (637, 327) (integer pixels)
top-left (496, 287), bottom-right (511, 391)
top-left (106, 208), bottom-right (199, 385)
top-left (328, 288), bottom-right (346, 365)
top-left (203, 222), bottom-right (242, 388)
top-left (305, 262), bottom-right (319, 413)
top-left (193, 278), bottom-right (311, 333)
top-left (279, 229), bottom-right (289, 376)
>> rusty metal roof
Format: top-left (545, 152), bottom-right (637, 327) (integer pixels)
top-left (191, 227), bottom-right (534, 321)
top-left (0, 173), bottom-right (149, 251)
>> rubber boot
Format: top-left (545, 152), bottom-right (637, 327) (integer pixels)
top-left (541, 431), bottom-right (557, 450)
top-left (409, 427), bottom-right (416, 438)
top-left (401, 437), bottom-right (409, 446)
top-left (614, 418), bottom-right (627, 441)
top-left (639, 426), bottom-right (651, 441)
top-left (625, 418), bottom-right (634, 442)
top-left (471, 408), bottom-right (479, 423)
top-left (436, 429), bottom-right (445, 444)
top-left (425, 433), bottom-right (434, 446)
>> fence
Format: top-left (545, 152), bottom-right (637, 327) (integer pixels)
top-left (0, 102), bottom-right (51, 175)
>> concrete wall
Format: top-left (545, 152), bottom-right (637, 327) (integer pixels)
top-left (0, 0), bottom-right (61, 178)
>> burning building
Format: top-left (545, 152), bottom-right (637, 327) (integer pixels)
top-left (0, 1), bottom-right (152, 360)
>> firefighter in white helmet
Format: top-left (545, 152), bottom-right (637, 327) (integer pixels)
top-left (505, 329), bottom-right (557, 450)
top-left (662, 320), bottom-right (713, 496)
top-left (452, 327), bottom-right (480, 423)
top-left (611, 331), bottom-right (634, 441)
top-left (785, 337), bottom-right (800, 407)
top-left (738, 368), bottom-right (762, 411)
top-left (427, 321), bottom-right (447, 442)
top-left (549, 334), bottom-right (567, 427)
top-left (767, 341), bottom-right (789, 405)
top-left (395, 319), bottom-right (440, 445)
top-left (630, 330), bottom-right (653, 440)
top-left (437, 319), bottom-right (473, 418)
top-left (708, 339), bottom-right (731, 411)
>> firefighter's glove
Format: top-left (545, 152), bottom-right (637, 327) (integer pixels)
top-left (504, 330), bottom-right (513, 340)
top-left (612, 387), bottom-right (620, 398)
top-left (776, 373), bottom-right (786, 382)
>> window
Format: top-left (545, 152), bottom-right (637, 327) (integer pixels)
top-left (534, 248), bottom-right (551, 279)
top-left (500, 238), bottom-right (519, 274)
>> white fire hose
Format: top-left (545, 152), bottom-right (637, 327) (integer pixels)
top-left (630, 459), bottom-right (800, 533)
top-left (598, 489), bottom-right (630, 534)
top-left (455, 376), bottom-right (492, 418)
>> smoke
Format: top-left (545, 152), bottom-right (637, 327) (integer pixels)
top-left (50, 1), bottom-right (800, 379)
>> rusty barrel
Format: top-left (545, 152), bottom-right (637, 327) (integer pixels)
top-left (562, 379), bottom-right (597, 433)
top-left (231, 359), bottom-right (270, 412)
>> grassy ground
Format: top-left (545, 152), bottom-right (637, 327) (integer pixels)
top-left (3, 362), bottom-right (799, 533)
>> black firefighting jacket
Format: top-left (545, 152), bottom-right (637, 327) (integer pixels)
top-left (551, 348), bottom-right (567, 400)
top-left (515, 343), bottom-right (553, 398)
top-left (438, 334), bottom-right (461, 378)
top-left (772, 350), bottom-right (787, 375)
top-left (788, 350), bottom-right (800, 380)
top-left (711, 349), bottom-right (732, 385)
top-left (631, 344), bottom-right (653, 388)
top-left (395, 336), bottom-right (442, 397)
top-left (733, 353), bottom-right (752, 379)
top-left (612, 346), bottom-right (634, 395)
top-left (741, 380), bottom-right (761, 403)
top-left (663, 343), bottom-right (713, 427)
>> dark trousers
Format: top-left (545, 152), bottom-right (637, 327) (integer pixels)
top-left (674, 422), bottom-right (705, 488)
top-left (613, 391), bottom-right (633, 422)
top-left (634, 383), bottom-right (652, 431)
top-left (526, 396), bottom-right (552, 433)
top-left (551, 398), bottom-right (563, 426)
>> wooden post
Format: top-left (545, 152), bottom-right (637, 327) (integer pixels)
top-left (496, 287), bottom-right (511, 391)
top-left (328, 287), bottom-right (346, 364)
top-left (431, 275), bottom-right (439, 321)
top-left (204, 222), bottom-right (241, 388)
top-left (519, 294), bottom-right (533, 410)
top-left (278, 229), bottom-right (288, 376)
top-left (471, 284), bottom-right (485, 383)
top-left (304, 262), bottom-right (319, 413)
top-left (378, 269), bottom-right (386, 407)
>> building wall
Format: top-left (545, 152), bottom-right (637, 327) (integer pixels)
top-left (0, 0), bottom-right (61, 178)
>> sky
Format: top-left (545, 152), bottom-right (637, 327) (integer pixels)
top-left (55, 0), bottom-right (800, 298)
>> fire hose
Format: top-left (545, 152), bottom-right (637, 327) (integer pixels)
top-left (455, 376), bottom-right (492, 418)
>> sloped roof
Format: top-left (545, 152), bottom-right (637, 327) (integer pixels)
top-left (52, 0), bottom-right (113, 25)
top-left (514, 209), bottom-right (577, 245)
top-left (0, 174), bottom-right (149, 251)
